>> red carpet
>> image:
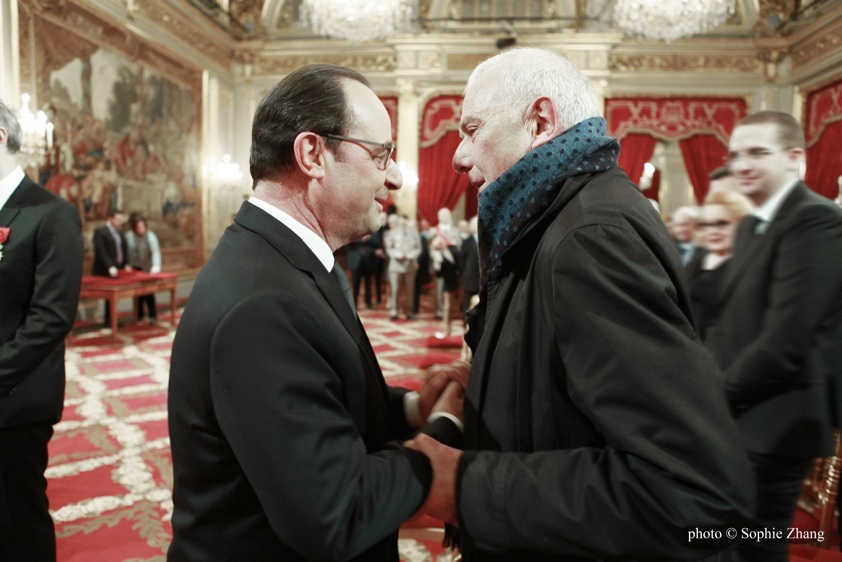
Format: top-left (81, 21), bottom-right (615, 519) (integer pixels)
top-left (50, 300), bottom-right (460, 561)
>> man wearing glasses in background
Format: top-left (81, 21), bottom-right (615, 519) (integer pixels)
top-left (167, 64), bottom-right (463, 561)
top-left (710, 110), bottom-right (842, 562)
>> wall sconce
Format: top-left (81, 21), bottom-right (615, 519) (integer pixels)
top-left (207, 154), bottom-right (243, 186)
top-left (18, 93), bottom-right (53, 170)
top-left (398, 160), bottom-right (418, 185)
top-left (639, 162), bottom-right (656, 191)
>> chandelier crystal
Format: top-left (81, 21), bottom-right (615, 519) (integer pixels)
top-left (17, 93), bottom-right (53, 169)
top-left (613, 0), bottom-right (736, 42)
top-left (300, 0), bottom-right (414, 42)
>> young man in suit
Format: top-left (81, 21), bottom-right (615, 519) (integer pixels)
top-left (92, 209), bottom-right (130, 327)
top-left (711, 111), bottom-right (842, 562)
top-left (167, 64), bottom-right (463, 561)
top-left (0, 99), bottom-right (84, 561)
top-left (405, 48), bottom-right (754, 561)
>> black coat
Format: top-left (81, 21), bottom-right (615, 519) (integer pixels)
top-left (0, 176), bottom-right (83, 426)
top-left (711, 183), bottom-right (842, 458)
top-left (458, 235), bottom-right (479, 295)
top-left (458, 167), bottom-right (753, 561)
top-left (168, 201), bottom-right (456, 561)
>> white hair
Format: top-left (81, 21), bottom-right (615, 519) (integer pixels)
top-left (465, 48), bottom-right (601, 130)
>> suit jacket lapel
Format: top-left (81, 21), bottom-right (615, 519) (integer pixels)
top-left (0, 177), bottom-right (31, 227)
top-left (233, 202), bottom-right (372, 361)
top-left (719, 183), bottom-right (807, 305)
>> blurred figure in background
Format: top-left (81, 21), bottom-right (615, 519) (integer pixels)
top-left (710, 111), bottom-right (842, 562)
top-left (432, 207), bottom-right (459, 320)
top-left (708, 165), bottom-right (736, 192)
top-left (126, 212), bottom-right (162, 324)
top-left (685, 189), bottom-right (753, 343)
top-left (671, 205), bottom-right (705, 267)
top-left (458, 215), bottom-right (480, 315)
top-left (384, 214), bottom-right (421, 320)
top-left (412, 218), bottom-right (432, 316)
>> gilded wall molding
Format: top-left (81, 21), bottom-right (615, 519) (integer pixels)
top-left (791, 23), bottom-right (842, 71)
top-left (252, 53), bottom-right (397, 75)
top-left (610, 53), bottom-right (764, 74)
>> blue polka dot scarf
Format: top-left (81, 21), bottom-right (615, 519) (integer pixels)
top-left (477, 116), bottom-right (619, 277)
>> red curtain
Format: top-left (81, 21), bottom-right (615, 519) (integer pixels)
top-left (618, 133), bottom-right (658, 189)
top-left (418, 131), bottom-right (472, 225)
top-left (605, 97), bottom-right (747, 205)
top-left (418, 96), bottom-right (471, 226)
top-left (804, 78), bottom-right (842, 200)
top-left (678, 134), bottom-right (729, 203)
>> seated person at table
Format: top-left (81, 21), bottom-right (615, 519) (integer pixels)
top-left (126, 212), bottom-right (162, 324)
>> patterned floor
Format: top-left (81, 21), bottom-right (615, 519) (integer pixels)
top-left (49, 298), bottom-right (463, 561)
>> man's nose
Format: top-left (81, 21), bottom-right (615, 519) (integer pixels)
top-left (385, 158), bottom-right (402, 190)
top-left (452, 138), bottom-right (472, 174)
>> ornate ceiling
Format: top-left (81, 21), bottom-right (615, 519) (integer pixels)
top-left (196, 0), bottom-right (836, 42)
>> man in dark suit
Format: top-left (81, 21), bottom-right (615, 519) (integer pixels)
top-left (406, 48), bottom-right (753, 561)
top-left (711, 111), bottom-right (842, 562)
top-left (0, 99), bottom-right (84, 561)
top-left (167, 64), bottom-right (462, 561)
top-left (92, 209), bottom-right (130, 326)
top-left (672, 205), bottom-right (706, 266)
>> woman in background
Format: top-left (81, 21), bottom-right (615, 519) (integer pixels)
top-left (126, 212), bottom-right (162, 324)
top-left (686, 188), bottom-right (754, 343)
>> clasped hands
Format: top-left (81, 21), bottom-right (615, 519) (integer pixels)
top-left (407, 360), bottom-right (470, 526)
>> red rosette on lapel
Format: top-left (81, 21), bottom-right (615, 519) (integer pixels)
top-left (0, 226), bottom-right (9, 261)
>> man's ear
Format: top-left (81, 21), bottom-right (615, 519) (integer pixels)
top-left (293, 131), bottom-right (326, 180)
top-left (527, 97), bottom-right (562, 149)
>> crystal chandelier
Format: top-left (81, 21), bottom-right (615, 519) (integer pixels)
top-left (613, 0), bottom-right (736, 42)
top-left (17, 93), bottom-right (54, 169)
top-left (300, 0), bottom-right (414, 42)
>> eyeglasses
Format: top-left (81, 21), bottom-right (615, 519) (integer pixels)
top-left (321, 134), bottom-right (396, 170)
top-left (698, 220), bottom-right (733, 230)
top-left (723, 147), bottom-right (791, 165)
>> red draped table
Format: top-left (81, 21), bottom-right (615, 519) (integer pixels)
top-left (78, 271), bottom-right (178, 339)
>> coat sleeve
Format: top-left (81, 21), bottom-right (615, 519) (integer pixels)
top-left (210, 292), bottom-right (432, 561)
top-left (724, 204), bottom-right (842, 404)
top-left (456, 223), bottom-right (754, 559)
top-left (0, 202), bottom-right (84, 396)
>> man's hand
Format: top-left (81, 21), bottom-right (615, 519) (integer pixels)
top-left (405, 433), bottom-right (462, 525)
top-left (427, 360), bottom-right (470, 390)
top-left (417, 361), bottom-right (470, 421)
top-left (430, 381), bottom-right (464, 422)
top-left (108, 266), bottom-right (118, 278)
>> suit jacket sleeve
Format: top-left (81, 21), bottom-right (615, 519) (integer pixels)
top-left (93, 227), bottom-right (117, 270)
top-left (724, 204), bottom-right (842, 404)
top-left (457, 224), bottom-right (753, 558)
top-left (210, 291), bottom-right (432, 561)
top-left (0, 202), bottom-right (83, 395)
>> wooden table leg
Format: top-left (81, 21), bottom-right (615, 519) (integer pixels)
top-left (170, 286), bottom-right (176, 326)
top-left (109, 295), bottom-right (119, 340)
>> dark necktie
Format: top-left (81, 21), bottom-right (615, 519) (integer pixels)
top-left (331, 263), bottom-right (355, 312)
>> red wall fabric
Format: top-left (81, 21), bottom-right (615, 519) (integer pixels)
top-left (605, 97), bottom-right (747, 203)
top-left (617, 133), bottom-right (658, 193)
top-left (804, 78), bottom-right (842, 200)
top-left (418, 96), bottom-right (472, 225)
top-left (678, 134), bottom-right (730, 204)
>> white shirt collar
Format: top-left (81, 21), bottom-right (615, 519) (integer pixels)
top-left (755, 179), bottom-right (799, 223)
top-left (248, 196), bottom-right (334, 272)
top-left (0, 166), bottom-right (25, 210)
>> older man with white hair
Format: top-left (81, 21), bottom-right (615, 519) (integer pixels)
top-left (407, 48), bottom-right (753, 562)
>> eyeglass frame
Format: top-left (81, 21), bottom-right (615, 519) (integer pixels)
top-left (697, 220), bottom-right (734, 230)
top-left (723, 146), bottom-right (793, 166)
top-left (320, 134), bottom-right (396, 170)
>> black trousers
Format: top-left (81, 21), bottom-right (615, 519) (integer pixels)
top-left (0, 422), bottom-right (56, 562)
top-left (735, 451), bottom-right (812, 562)
top-left (136, 294), bottom-right (157, 320)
